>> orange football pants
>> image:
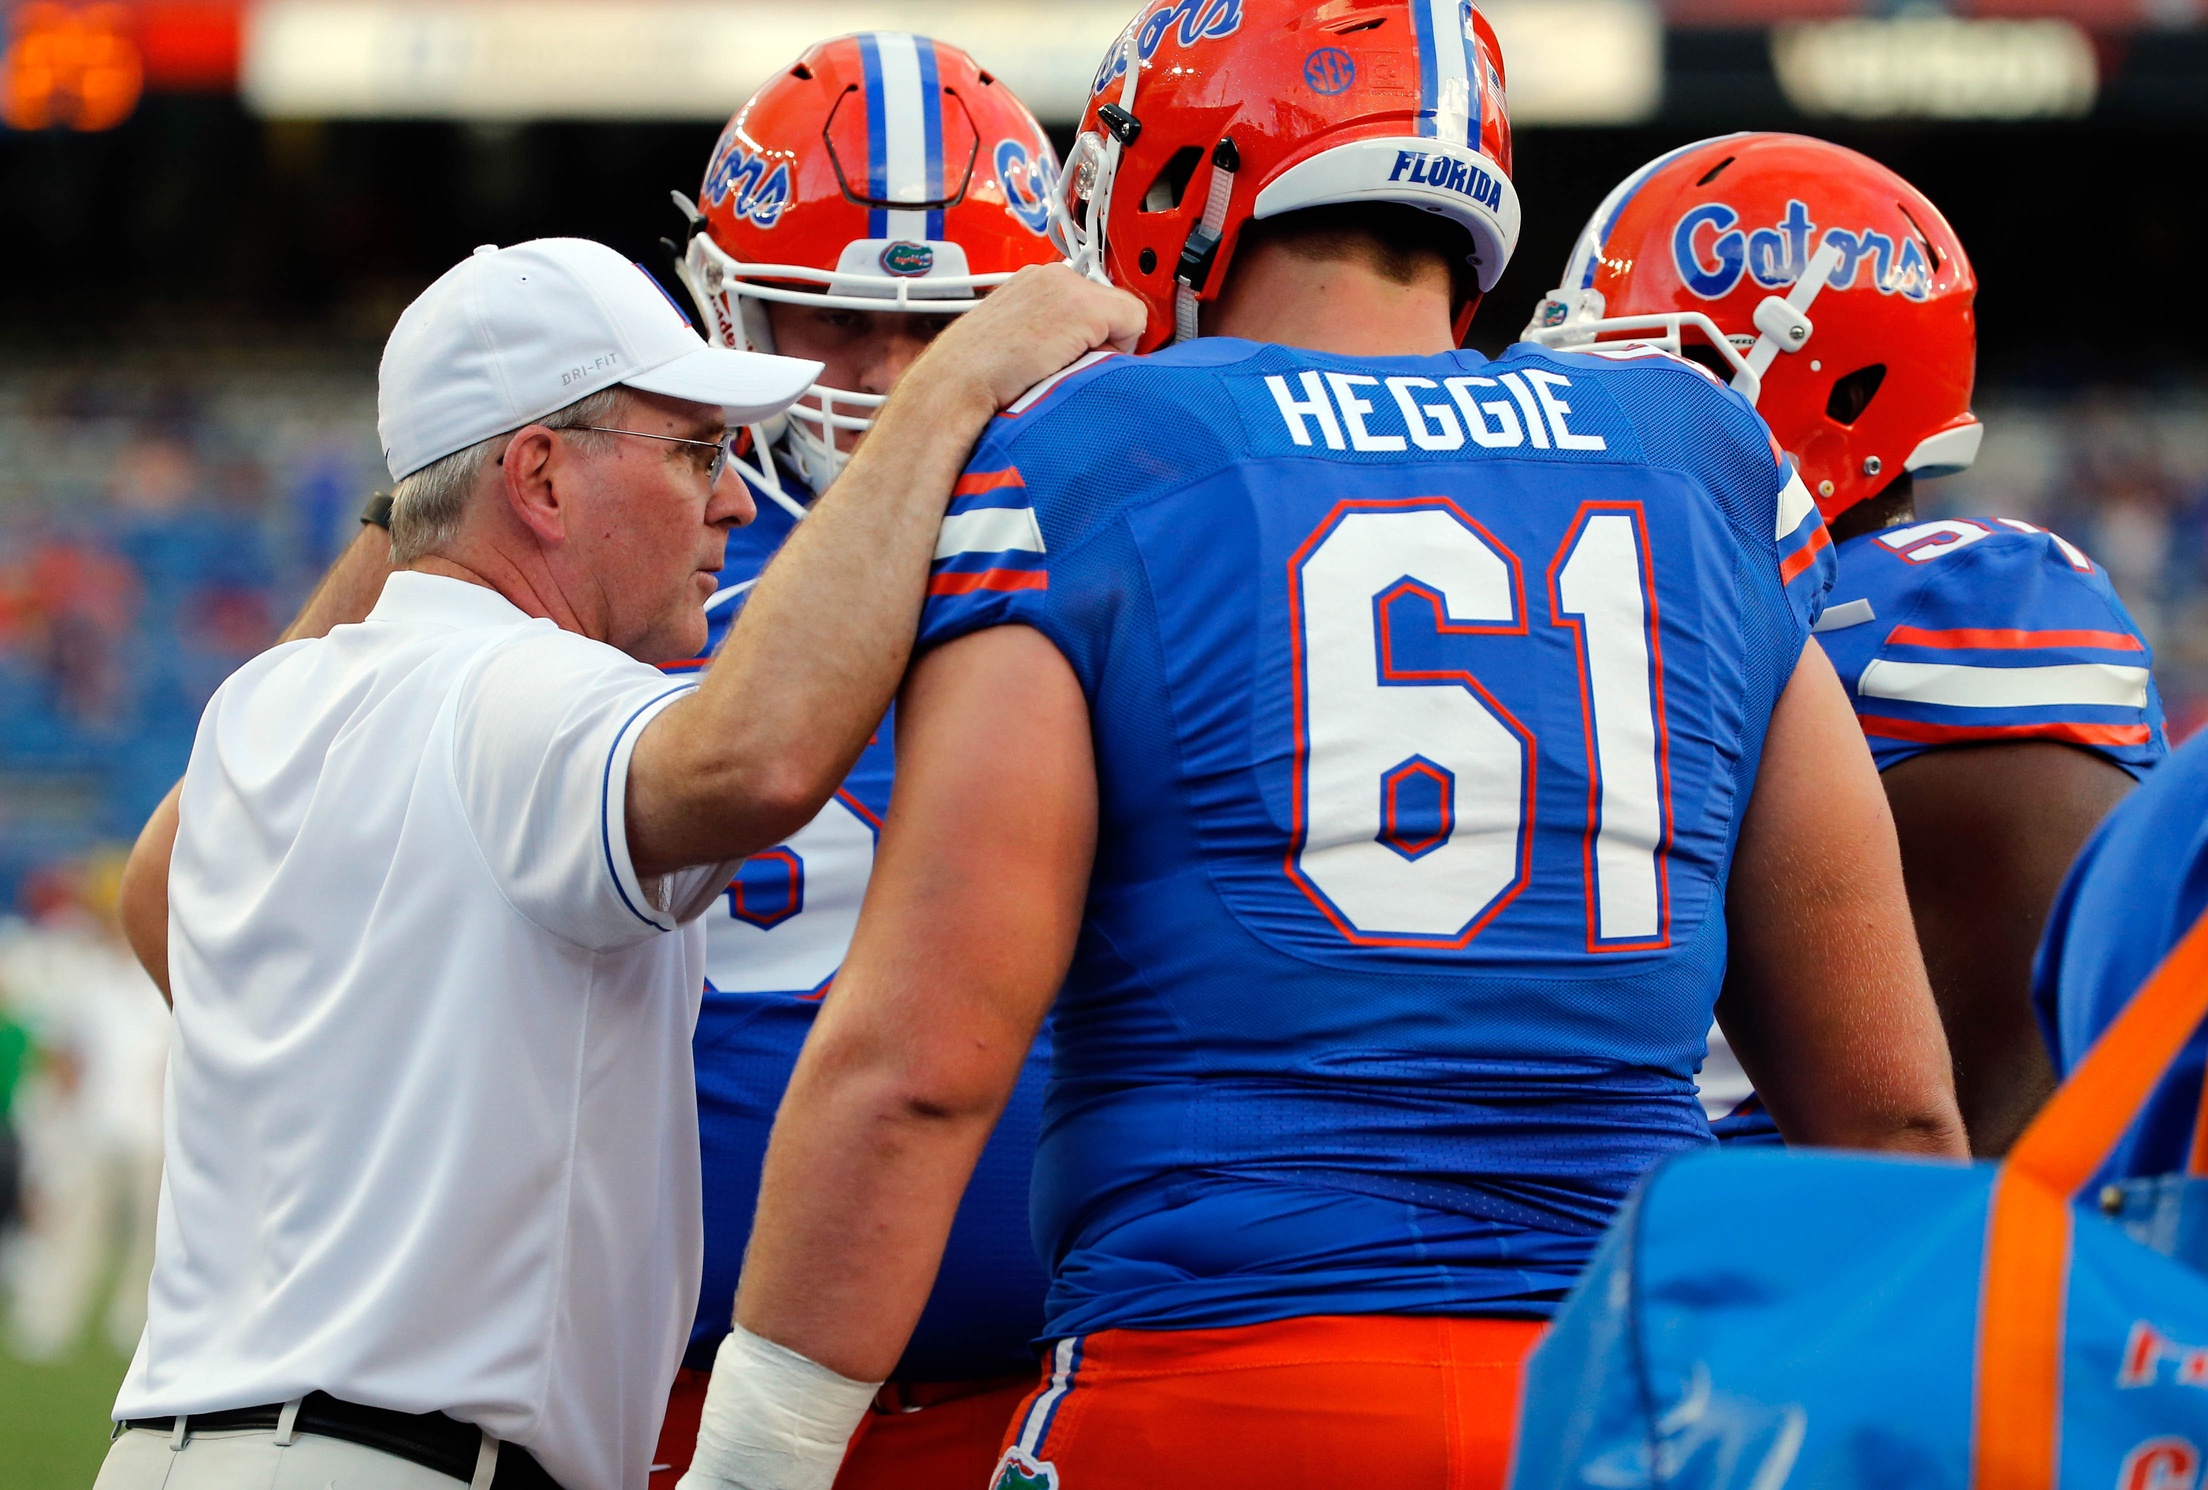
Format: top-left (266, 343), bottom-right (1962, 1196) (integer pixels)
top-left (990, 1314), bottom-right (1547, 1490)
top-left (652, 1367), bottom-right (1034, 1490)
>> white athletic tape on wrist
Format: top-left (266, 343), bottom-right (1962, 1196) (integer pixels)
top-left (676, 1325), bottom-right (882, 1490)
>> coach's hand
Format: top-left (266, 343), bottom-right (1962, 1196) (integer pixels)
top-left (626, 268), bottom-right (1140, 879)
top-left (916, 262), bottom-right (1146, 414)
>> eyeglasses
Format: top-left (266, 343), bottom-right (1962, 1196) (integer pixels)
top-left (567, 425), bottom-right (737, 488)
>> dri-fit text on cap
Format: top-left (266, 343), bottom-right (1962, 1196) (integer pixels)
top-left (562, 353), bottom-right (623, 387)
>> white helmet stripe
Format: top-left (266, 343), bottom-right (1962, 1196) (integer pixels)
top-left (1415, 0), bottom-right (1477, 149)
top-left (1565, 134), bottom-right (1751, 291)
top-left (869, 32), bottom-right (934, 242)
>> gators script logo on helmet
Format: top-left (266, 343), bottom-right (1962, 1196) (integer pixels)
top-left (1521, 132), bottom-right (1980, 522)
top-left (1053, 0), bottom-right (1520, 352)
top-left (675, 32), bottom-right (1063, 494)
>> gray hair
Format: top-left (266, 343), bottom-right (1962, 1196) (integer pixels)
top-left (388, 385), bottom-right (629, 565)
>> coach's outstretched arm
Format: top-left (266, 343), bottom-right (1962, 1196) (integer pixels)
top-left (1719, 640), bottom-right (1970, 1156)
top-left (279, 523), bottom-right (395, 643)
top-left (625, 266), bottom-right (1140, 879)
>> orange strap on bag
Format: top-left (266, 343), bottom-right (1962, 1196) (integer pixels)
top-left (1971, 904), bottom-right (2208, 1490)
top-left (2191, 1055), bottom-right (2208, 1181)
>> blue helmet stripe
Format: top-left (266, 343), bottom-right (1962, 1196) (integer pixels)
top-left (1577, 135), bottom-right (1752, 289)
top-left (1410, 0), bottom-right (1478, 148)
top-left (859, 31), bottom-right (890, 239)
top-left (1467, 3), bottom-right (1488, 156)
top-left (1412, 0), bottom-right (1441, 139)
top-left (918, 39), bottom-right (945, 240)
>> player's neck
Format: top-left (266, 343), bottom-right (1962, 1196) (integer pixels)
top-left (1203, 241), bottom-right (1457, 356)
top-left (1828, 478), bottom-right (1917, 544)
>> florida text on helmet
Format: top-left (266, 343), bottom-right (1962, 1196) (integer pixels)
top-left (1051, 0), bottom-right (1521, 352)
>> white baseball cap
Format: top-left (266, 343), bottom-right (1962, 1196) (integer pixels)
top-left (378, 237), bottom-right (824, 480)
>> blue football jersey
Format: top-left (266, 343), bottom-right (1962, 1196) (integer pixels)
top-left (1814, 518), bottom-right (2165, 775)
top-left (2032, 728), bottom-right (2208, 1185)
top-left (667, 455), bottom-right (1050, 1380)
top-left (917, 337), bottom-right (1833, 1338)
top-left (1697, 515), bottom-right (2169, 1140)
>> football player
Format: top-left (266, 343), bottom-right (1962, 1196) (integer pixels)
top-left (650, 34), bottom-right (1066, 1490)
top-left (681, 6), bottom-right (1967, 1487)
top-left (1524, 134), bottom-right (2167, 1156)
top-left (2033, 730), bottom-right (2208, 1184)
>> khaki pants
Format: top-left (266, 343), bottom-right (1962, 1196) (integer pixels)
top-left (95, 1419), bottom-right (494, 1490)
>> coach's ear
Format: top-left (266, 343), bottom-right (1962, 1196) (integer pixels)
top-left (497, 424), bottom-right (569, 547)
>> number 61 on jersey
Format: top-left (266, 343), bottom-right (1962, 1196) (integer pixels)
top-left (1287, 496), bottom-right (1672, 953)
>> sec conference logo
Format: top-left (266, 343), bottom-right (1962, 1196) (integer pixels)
top-left (1305, 47), bottom-right (1355, 94)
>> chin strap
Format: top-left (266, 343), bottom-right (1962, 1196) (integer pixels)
top-left (1174, 138), bottom-right (1239, 344)
top-left (1737, 238), bottom-right (1846, 388)
top-left (737, 428), bottom-right (811, 520)
top-left (1059, 31), bottom-right (1144, 286)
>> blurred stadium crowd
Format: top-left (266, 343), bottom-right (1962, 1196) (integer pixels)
top-left (0, 847), bottom-right (165, 1363)
top-left (0, 352), bottom-right (371, 1363)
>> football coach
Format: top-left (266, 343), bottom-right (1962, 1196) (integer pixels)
top-left (93, 239), bottom-right (1141, 1490)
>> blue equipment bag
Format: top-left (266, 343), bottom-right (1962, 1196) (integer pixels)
top-left (1511, 909), bottom-right (2208, 1490)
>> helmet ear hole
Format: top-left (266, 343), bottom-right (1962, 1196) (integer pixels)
top-left (1827, 364), bottom-right (1888, 427)
top-left (1677, 345), bottom-right (1734, 382)
top-left (1142, 146), bottom-right (1206, 213)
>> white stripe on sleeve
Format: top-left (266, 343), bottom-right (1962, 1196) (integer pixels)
top-left (1810, 597), bottom-right (1875, 634)
top-left (935, 506), bottom-right (1045, 560)
top-left (1857, 659), bottom-right (2150, 711)
top-left (1774, 466), bottom-right (1816, 541)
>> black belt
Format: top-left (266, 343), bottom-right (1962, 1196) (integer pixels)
top-left (124, 1391), bottom-right (563, 1489)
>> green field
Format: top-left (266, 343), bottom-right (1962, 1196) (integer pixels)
top-left (0, 1341), bottom-right (130, 1490)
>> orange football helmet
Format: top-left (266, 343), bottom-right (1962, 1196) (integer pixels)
top-left (1052, 0), bottom-right (1519, 352)
top-left (676, 33), bottom-right (1061, 494)
top-left (1522, 132), bottom-right (1980, 522)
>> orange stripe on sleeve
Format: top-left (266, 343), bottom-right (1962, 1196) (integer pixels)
top-left (953, 467), bottom-right (1026, 496)
top-left (1857, 717), bottom-right (2151, 749)
top-left (1885, 626), bottom-right (2144, 652)
top-left (1777, 521), bottom-right (1832, 585)
top-left (928, 569), bottom-right (1048, 597)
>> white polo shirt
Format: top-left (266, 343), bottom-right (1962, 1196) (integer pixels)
top-left (117, 573), bottom-right (741, 1490)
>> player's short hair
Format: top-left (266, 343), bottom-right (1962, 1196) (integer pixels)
top-left (388, 386), bottom-right (628, 565)
top-left (1239, 203), bottom-right (1479, 310)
